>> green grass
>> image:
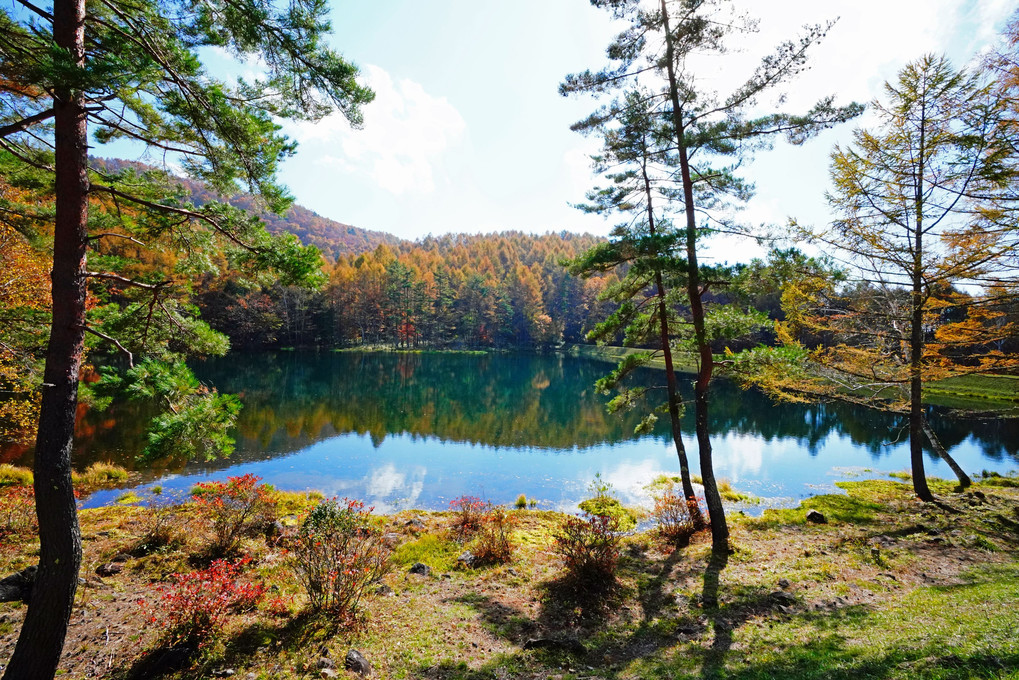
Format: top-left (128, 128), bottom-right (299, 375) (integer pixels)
top-left (391, 533), bottom-right (462, 572)
top-left (72, 462), bottom-right (129, 489)
top-left (623, 562), bottom-right (1019, 679)
top-left (577, 496), bottom-right (643, 531)
top-left (749, 482), bottom-right (891, 529)
top-left (978, 471), bottom-right (1019, 488)
top-left (561, 343), bottom-right (699, 373)
top-left (925, 374), bottom-right (1019, 414)
top-left (0, 464), bottom-right (32, 487)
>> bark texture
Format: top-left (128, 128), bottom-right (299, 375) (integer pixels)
top-left (4, 0), bottom-right (88, 676)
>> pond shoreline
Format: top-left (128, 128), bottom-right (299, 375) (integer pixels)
top-left (2, 476), bottom-right (1017, 679)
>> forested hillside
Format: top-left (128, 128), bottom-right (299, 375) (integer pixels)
top-left (96, 158), bottom-right (404, 259)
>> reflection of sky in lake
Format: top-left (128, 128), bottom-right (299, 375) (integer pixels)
top-left (83, 425), bottom-right (1017, 515)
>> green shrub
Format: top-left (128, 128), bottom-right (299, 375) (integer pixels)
top-left (289, 498), bottom-right (391, 617)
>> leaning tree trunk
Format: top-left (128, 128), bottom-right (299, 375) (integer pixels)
top-left (922, 416), bottom-right (971, 488)
top-left (661, 0), bottom-right (728, 557)
top-left (5, 0), bottom-right (88, 676)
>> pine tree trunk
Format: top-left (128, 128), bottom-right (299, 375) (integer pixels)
top-left (4, 0), bottom-right (88, 676)
top-left (660, 0), bottom-right (728, 556)
top-left (657, 275), bottom-right (698, 504)
top-left (642, 158), bottom-right (696, 505)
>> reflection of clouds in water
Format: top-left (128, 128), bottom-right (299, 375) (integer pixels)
top-left (573, 459), bottom-right (672, 510)
top-left (365, 463), bottom-right (426, 514)
top-left (711, 433), bottom-right (765, 481)
top-left (711, 433), bottom-right (805, 481)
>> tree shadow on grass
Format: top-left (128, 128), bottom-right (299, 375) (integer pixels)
top-left (113, 611), bottom-right (326, 680)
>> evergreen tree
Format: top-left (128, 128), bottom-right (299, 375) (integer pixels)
top-left (562, 0), bottom-right (861, 558)
top-left (0, 0), bottom-right (372, 676)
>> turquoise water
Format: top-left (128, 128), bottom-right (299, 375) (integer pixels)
top-left (42, 351), bottom-right (1017, 513)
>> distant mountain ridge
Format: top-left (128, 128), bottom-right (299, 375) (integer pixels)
top-left (93, 157), bottom-right (405, 259)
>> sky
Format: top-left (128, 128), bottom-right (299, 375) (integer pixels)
top-left (231, 1), bottom-right (1015, 261)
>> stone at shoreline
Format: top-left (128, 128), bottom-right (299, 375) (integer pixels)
top-left (806, 509), bottom-right (827, 524)
top-left (345, 649), bottom-right (371, 676)
top-left (96, 562), bottom-right (123, 577)
top-left (408, 562), bottom-right (431, 576)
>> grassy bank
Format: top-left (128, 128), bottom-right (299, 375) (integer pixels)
top-left (924, 373), bottom-right (1019, 414)
top-left (1, 472), bottom-right (1017, 679)
top-left (565, 344), bottom-right (1018, 415)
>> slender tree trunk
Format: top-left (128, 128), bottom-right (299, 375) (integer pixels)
top-left (656, 274), bottom-right (697, 503)
top-left (5, 0), bottom-right (88, 676)
top-left (641, 158), bottom-right (697, 504)
top-left (660, 0), bottom-right (728, 555)
top-left (910, 103), bottom-right (934, 502)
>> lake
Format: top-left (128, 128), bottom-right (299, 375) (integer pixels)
top-left (13, 351), bottom-right (1019, 513)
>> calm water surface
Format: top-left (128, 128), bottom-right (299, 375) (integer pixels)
top-left (20, 351), bottom-right (1019, 513)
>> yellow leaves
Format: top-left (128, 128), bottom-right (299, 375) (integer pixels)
top-left (0, 222), bottom-right (50, 311)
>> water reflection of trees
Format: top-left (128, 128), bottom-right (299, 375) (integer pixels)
top-left (201, 352), bottom-right (1019, 465)
top-left (10, 351), bottom-right (1015, 472)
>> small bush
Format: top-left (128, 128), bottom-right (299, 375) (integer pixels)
top-left (577, 496), bottom-right (640, 531)
top-left (0, 485), bottom-right (36, 539)
top-left (73, 461), bottom-right (129, 489)
top-left (552, 514), bottom-right (620, 588)
top-left (289, 498), bottom-right (391, 618)
top-left (449, 495), bottom-right (486, 541)
top-left (515, 494), bottom-right (527, 509)
top-left (192, 474), bottom-right (278, 554)
top-left (139, 487), bottom-right (187, 552)
top-left (651, 482), bottom-right (701, 545)
top-left (0, 465), bottom-right (32, 488)
top-left (147, 558), bottom-right (265, 649)
top-left (470, 505), bottom-right (516, 565)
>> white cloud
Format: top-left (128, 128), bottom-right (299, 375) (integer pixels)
top-left (562, 140), bottom-right (599, 206)
top-left (365, 463), bottom-right (426, 513)
top-left (289, 64), bottom-right (465, 196)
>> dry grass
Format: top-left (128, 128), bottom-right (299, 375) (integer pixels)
top-left (0, 481), bottom-right (1017, 679)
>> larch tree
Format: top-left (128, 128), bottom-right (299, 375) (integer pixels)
top-left (764, 54), bottom-right (1018, 501)
top-left (562, 0), bottom-right (861, 557)
top-left (0, 0), bottom-right (372, 676)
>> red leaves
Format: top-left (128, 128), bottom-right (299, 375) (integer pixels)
top-left (146, 557), bottom-right (265, 648)
top-left (192, 474), bottom-right (278, 553)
